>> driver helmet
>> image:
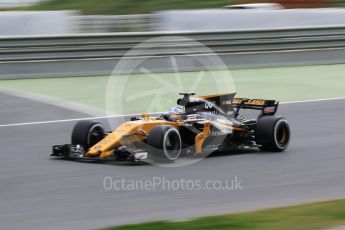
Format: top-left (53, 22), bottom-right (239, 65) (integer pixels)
top-left (168, 107), bottom-right (184, 115)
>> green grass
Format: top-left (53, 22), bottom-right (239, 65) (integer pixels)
top-left (101, 199), bottom-right (345, 230)
top-left (1, 64), bottom-right (345, 114)
top-left (13, 0), bottom-right (238, 15)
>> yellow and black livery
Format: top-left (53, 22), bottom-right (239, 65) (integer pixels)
top-left (52, 93), bottom-right (290, 163)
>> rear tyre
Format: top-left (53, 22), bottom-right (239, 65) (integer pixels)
top-left (255, 116), bottom-right (290, 152)
top-left (71, 120), bottom-right (105, 150)
top-left (147, 125), bottom-right (182, 162)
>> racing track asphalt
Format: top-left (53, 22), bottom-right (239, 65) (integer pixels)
top-left (0, 92), bottom-right (345, 230)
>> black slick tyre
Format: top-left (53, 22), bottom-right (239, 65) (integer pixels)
top-left (147, 125), bottom-right (182, 162)
top-left (71, 120), bottom-right (105, 150)
top-left (255, 116), bottom-right (290, 152)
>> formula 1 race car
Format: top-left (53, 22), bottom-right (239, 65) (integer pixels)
top-left (51, 93), bottom-right (290, 163)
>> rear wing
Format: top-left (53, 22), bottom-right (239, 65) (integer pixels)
top-left (232, 98), bottom-right (279, 117)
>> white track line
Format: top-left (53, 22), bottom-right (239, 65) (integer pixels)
top-left (1, 97), bottom-right (345, 128)
top-left (280, 97), bottom-right (345, 104)
top-left (0, 115), bottom-right (128, 128)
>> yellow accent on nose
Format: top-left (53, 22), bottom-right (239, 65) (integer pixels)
top-left (86, 132), bottom-right (123, 157)
top-left (85, 119), bottom-right (180, 158)
top-left (100, 150), bottom-right (113, 158)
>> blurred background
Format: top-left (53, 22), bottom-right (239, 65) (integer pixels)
top-left (0, 0), bottom-right (345, 34)
top-left (1, 0), bottom-right (345, 79)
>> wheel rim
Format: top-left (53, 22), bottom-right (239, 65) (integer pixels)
top-left (163, 129), bottom-right (182, 161)
top-left (275, 120), bottom-right (290, 149)
top-left (87, 124), bottom-right (104, 147)
top-left (278, 126), bottom-right (287, 144)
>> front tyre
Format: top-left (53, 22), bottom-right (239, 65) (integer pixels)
top-left (71, 120), bottom-right (105, 150)
top-left (255, 116), bottom-right (290, 152)
top-left (147, 125), bottom-right (182, 162)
